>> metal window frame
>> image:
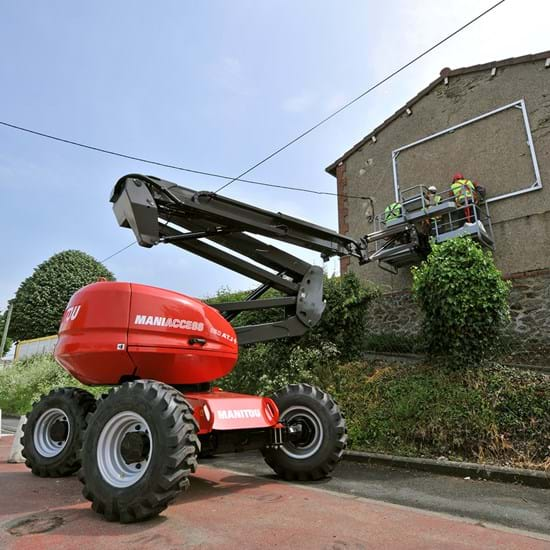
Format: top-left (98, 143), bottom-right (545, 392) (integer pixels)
top-left (391, 99), bottom-right (543, 203)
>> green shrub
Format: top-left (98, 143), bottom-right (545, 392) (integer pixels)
top-left (9, 250), bottom-right (115, 341)
top-left (412, 238), bottom-right (511, 367)
top-left (333, 361), bottom-right (550, 469)
top-left (0, 355), bottom-right (107, 415)
top-left (209, 273), bottom-right (378, 395)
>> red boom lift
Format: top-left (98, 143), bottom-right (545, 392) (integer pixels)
top-left (21, 174), bottom-right (370, 523)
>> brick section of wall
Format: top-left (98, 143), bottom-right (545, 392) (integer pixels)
top-left (364, 270), bottom-right (550, 346)
top-left (336, 162), bottom-right (350, 274)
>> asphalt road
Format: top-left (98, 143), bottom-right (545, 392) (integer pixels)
top-left (0, 416), bottom-right (19, 435)
top-left (2, 436), bottom-right (549, 549)
top-left (2, 415), bottom-right (549, 536)
top-left (205, 451), bottom-right (550, 537)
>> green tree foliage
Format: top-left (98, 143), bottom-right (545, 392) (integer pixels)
top-left (207, 272), bottom-right (379, 395)
top-left (412, 238), bottom-right (511, 367)
top-left (9, 250), bottom-right (115, 341)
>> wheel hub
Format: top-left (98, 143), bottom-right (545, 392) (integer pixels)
top-left (120, 431), bottom-right (150, 464)
top-left (50, 419), bottom-right (69, 443)
top-left (281, 406), bottom-right (323, 460)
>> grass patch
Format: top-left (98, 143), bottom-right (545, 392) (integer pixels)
top-left (331, 361), bottom-right (550, 470)
top-left (0, 355), bottom-right (107, 415)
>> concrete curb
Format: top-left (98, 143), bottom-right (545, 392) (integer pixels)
top-left (8, 416), bottom-right (26, 463)
top-left (363, 351), bottom-right (550, 374)
top-left (343, 450), bottom-right (550, 489)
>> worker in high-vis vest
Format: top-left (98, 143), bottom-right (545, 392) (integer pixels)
top-left (451, 172), bottom-right (476, 222)
top-left (427, 185), bottom-right (441, 207)
top-left (384, 202), bottom-right (402, 223)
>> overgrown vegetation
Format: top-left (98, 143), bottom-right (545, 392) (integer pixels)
top-left (364, 332), bottom-right (427, 355)
top-left (9, 250), bottom-right (115, 341)
top-left (0, 355), bottom-right (107, 415)
top-left (209, 273), bottom-right (379, 395)
top-left (332, 361), bottom-right (550, 470)
top-left (412, 238), bottom-right (511, 367)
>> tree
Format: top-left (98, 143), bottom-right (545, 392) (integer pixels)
top-left (412, 238), bottom-right (511, 367)
top-left (9, 250), bottom-right (115, 341)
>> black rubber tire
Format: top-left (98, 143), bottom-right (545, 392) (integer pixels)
top-left (262, 384), bottom-right (347, 481)
top-left (21, 387), bottom-right (96, 477)
top-left (79, 380), bottom-right (200, 523)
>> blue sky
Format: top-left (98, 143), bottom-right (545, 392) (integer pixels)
top-left (1, 0), bottom-right (549, 310)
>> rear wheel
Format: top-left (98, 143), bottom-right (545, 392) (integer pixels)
top-left (262, 384), bottom-right (347, 481)
top-left (79, 380), bottom-right (200, 523)
top-left (22, 387), bottom-right (96, 477)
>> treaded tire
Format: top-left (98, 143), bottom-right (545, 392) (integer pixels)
top-left (22, 387), bottom-right (96, 477)
top-left (262, 384), bottom-right (347, 481)
top-left (79, 380), bottom-right (200, 523)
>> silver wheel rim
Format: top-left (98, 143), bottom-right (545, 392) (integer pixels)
top-left (97, 411), bottom-right (152, 488)
top-left (281, 406), bottom-right (323, 460)
top-left (33, 408), bottom-right (70, 458)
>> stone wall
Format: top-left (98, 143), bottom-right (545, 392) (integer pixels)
top-left (364, 291), bottom-right (422, 337)
top-left (364, 270), bottom-right (550, 347)
top-left (507, 270), bottom-right (550, 344)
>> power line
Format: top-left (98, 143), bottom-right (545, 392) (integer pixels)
top-left (0, 0), bottom-right (506, 202)
top-left (0, 120), bottom-right (369, 200)
top-left (213, 0), bottom-right (507, 194)
top-left (100, 241), bottom-right (136, 263)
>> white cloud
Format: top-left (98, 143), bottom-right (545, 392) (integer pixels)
top-left (209, 56), bottom-right (254, 96)
top-left (282, 91), bottom-right (316, 113)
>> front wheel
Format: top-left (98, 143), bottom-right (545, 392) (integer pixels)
top-left (262, 384), bottom-right (347, 481)
top-left (79, 380), bottom-right (200, 523)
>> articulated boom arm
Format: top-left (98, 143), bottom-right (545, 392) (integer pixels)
top-left (110, 174), bottom-right (368, 345)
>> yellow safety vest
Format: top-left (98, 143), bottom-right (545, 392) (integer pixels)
top-left (384, 202), bottom-right (402, 222)
top-left (451, 179), bottom-right (474, 203)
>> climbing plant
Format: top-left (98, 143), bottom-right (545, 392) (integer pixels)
top-left (412, 238), bottom-right (511, 367)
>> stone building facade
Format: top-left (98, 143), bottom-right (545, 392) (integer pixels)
top-left (327, 51), bottom-right (550, 347)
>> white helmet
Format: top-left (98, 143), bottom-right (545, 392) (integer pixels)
top-left (428, 185), bottom-right (437, 193)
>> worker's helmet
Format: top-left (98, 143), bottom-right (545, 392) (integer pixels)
top-left (453, 172), bottom-right (464, 182)
top-left (428, 185), bottom-right (437, 193)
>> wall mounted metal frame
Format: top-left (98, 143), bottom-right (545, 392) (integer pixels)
top-left (391, 99), bottom-right (543, 203)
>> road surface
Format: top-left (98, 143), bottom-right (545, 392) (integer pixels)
top-left (1, 436), bottom-right (549, 549)
top-left (0, 415), bottom-right (19, 435)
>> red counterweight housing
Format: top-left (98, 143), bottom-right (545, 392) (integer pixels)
top-left (55, 281), bottom-right (238, 385)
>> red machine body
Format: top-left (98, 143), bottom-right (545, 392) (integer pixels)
top-left (55, 281), bottom-right (280, 432)
top-left (55, 280), bottom-right (239, 385)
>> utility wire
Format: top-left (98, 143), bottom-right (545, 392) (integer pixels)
top-left (213, 0), bottom-right (507, 194)
top-left (0, 120), bottom-right (368, 200)
top-left (6, 1), bottom-right (506, 264)
top-left (100, 241), bottom-right (136, 263)
top-left (0, 0), bottom-right (506, 201)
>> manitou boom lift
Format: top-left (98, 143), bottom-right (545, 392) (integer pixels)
top-left (21, 173), bottom-right (369, 524)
